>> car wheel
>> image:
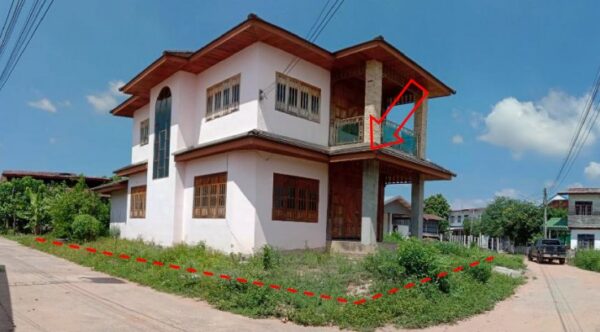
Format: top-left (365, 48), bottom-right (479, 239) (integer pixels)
top-left (538, 254), bottom-right (543, 264)
top-left (528, 253), bottom-right (532, 261)
top-left (559, 259), bottom-right (565, 265)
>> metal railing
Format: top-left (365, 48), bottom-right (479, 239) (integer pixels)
top-left (331, 116), bottom-right (417, 156)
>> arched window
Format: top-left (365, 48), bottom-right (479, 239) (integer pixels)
top-left (153, 87), bottom-right (171, 179)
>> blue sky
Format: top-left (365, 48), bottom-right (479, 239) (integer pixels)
top-left (1, 0), bottom-right (599, 209)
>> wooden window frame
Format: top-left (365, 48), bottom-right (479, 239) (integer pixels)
top-left (130, 185), bottom-right (147, 218)
top-left (575, 201), bottom-right (592, 216)
top-left (140, 119), bottom-right (149, 146)
top-left (206, 74), bottom-right (241, 121)
top-left (193, 172), bottom-right (227, 219)
top-left (275, 72), bottom-right (320, 123)
top-left (272, 173), bottom-right (319, 223)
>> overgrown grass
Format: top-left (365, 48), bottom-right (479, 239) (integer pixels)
top-left (573, 249), bottom-right (600, 272)
top-left (6, 234), bottom-right (524, 331)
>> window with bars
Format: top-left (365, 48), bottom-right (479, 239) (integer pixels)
top-left (575, 201), bottom-right (592, 215)
top-left (153, 87), bottom-right (171, 179)
top-left (206, 74), bottom-right (240, 121)
top-left (193, 173), bottom-right (227, 218)
top-left (272, 173), bottom-right (319, 223)
top-left (140, 119), bottom-right (149, 146)
top-left (275, 72), bottom-right (320, 122)
top-left (130, 186), bottom-right (146, 218)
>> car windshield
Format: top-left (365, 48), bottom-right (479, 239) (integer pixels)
top-left (541, 239), bottom-right (561, 245)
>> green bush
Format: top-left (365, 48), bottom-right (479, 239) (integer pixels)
top-left (260, 245), bottom-right (280, 270)
top-left (364, 248), bottom-right (406, 281)
top-left (71, 214), bottom-right (103, 242)
top-left (467, 263), bottom-right (492, 283)
top-left (573, 249), bottom-right (600, 272)
top-left (396, 238), bottom-right (440, 277)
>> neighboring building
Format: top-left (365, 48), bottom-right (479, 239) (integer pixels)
top-left (545, 217), bottom-right (569, 245)
top-left (564, 188), bottom-right (600, 250)
top-left (95, 14), bottom-right (455, 254)
top-left (548, 194), bottom-right (568, 209)
top-left (383, 196), bottom-right (444, 239)
top-left (1, 170), bottom-right (110, 188)
top-left (448, 207), bottom-right (485, 235)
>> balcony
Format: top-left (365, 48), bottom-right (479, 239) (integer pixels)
top-left (331, 116), bottom-right (417, 156)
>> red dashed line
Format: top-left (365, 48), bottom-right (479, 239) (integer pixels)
top-left (32, 237), bottom-right (494, 307)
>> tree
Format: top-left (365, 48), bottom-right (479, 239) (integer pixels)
top-left (424, 194), bottom-right (451, 234)
top-left (463, 218), bottom-right (482, 236)
top-left (47, 178), bottom-right (109, 238)
top-left (480, 197), bottom-right (543, 245)
top-left (0, 177), bottom-right (46, 232)
top-left (547, 207), bottom-right (567, 219)
top-left (21, 187), bottom-right (50, 235)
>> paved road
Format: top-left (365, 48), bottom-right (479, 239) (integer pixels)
top-left (2, 237), bottom-right (600, 332)
top-left (0, 237), bottom-right (333, 332)
top-left (392, 256), bottom-right (600, 332)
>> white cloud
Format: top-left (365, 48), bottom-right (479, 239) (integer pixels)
top-left (584, 161), bottom-right (600, 180)
top-left (452, 134), bottom-right (464, 144)
top-left (479, 90), bottom-right (595, 158)
top-left (86, 80), bottom-right (125, 113)
top-left (494, 188), bottom-right (520, 198)
top-left (567, 182), bottom-right (583, 189)
top-left (27, 98), bottom-right (57, 113)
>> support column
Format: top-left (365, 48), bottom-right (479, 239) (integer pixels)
top-left (410, 174), bottom-right (424, 239)
top-left (364, 60), bottom-right (383, 144)
top-left (413, 96), bottom-right (428, 158)
top-left (361, 159), bottom-right (379, 245)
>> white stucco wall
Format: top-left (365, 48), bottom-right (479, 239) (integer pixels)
top-left (256, 43), bottom-right (331, 146)
top-left (570, 229), bottom-right (600, 250)
top-left (181, 151), bottom-right (257, 254)
top-left (196, 43), bottom-right (261, 145)
top-left (131, 105), bottom-right (150, 164)
top-left (109, 189), bottom-right (127, 234)
top-left (253, 152), bottom-right (328, 251)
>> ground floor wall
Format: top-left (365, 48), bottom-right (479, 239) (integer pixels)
top-left (570, 228), bottom-right (600, 250)
top-left (108, 189), bottom-right (127, 234)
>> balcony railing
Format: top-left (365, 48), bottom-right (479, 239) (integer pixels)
top-left (331, 116), bottom-right (417, 156)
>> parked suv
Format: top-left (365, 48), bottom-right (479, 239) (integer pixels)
top-left (528, 239), bottom-right (567, 264)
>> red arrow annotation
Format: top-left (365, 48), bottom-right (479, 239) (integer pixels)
top-left (33, 236), bottom-right (493, 306)
top-left (369, 78), bottom-right (429, 150)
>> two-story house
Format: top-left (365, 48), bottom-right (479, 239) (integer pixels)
top-left (565, 188), bottom-right (600, 249)
top-left (94, 14), bottom-right (455, 254)
top-left (448, 207), bottom-right (485, 235)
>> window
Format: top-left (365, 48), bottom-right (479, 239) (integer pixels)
top-left (272, 173), bottom-right (319, 222)
top-left (193, 173), bottom-right (227, 218)
top-left (423, 221), bottom-right (438, 234)
top-left (275, 72), bottom-right (320, 122)
top-left (206, 74), bottom-right (240, 120)
top-left (577, 234), bottom-right (595, 249)
top-left (130, 186), bottom-right (146, 218)
top-left (153, 87), bottom-right (171, 179)
top-left (140, 119), bottom-right (149, 145)
top-left (575, 201), bottom-right (592, 215)
top-left (457, 215), bottom-right (462, 223)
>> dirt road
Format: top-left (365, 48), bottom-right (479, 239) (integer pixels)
top-left (2, 237), bottom-right (600, 331)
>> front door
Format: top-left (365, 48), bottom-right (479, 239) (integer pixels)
top-left (329, 162), bottom-right (362, 240)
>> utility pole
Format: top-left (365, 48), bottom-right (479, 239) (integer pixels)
top-left (543, 188), bottom-right (548, 238)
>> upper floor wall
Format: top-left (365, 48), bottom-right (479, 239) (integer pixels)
top-left (568, 193), bottom-right (600, 228)
top-left (130, 41), bottom-right (332, 164)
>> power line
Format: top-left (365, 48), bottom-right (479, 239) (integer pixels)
top-left (548, 66), bottom-right (600, 194)
top-left (261, 0), bottom-right (345, 98)
top-left (0, 0), bottom-right (25, 59)
top-left (0, 0), bottom-right (54, 92)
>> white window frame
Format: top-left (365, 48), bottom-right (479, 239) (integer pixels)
top-left (275, 72), bottom-right (320, 123)
top-left (206, 74), bottom-right (241, 121)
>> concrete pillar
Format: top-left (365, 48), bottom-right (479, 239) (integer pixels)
top-left (410, 173), bottom-right (424, 239)
top-left (364, 60), bottom-right (383, 144)
top-left (413, 96), bottom-right (428, 158)
top-left (361, 159), bottom-right (379, 245)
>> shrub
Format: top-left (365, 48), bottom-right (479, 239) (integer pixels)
top-left (383, 232), bottom-right (404, 243)
top-left (364, 248), bottom-right (406, 281)
top-left (573, 249), bottom-right (600, 272)
top-left (467, 263), bottom-right (492, 283)
top-left (396, 238), bottom-right (440, 277)
top-left (109, 225), bottom-right (121, 238)
top-left (260, 245), bottom-right (280, 270)
top-left (71, 214), bottom-right (103, 242)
